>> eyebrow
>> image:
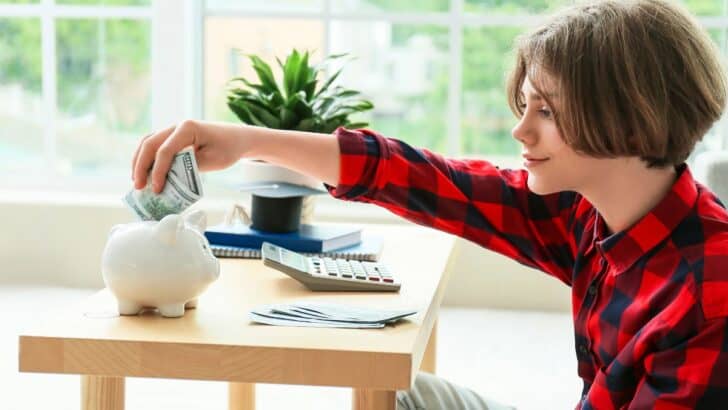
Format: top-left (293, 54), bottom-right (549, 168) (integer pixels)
top-left (519, 90), bottom-right (559, 100)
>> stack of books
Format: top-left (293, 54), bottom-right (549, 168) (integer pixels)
top-left (204, 223), bottom-right (383, 262)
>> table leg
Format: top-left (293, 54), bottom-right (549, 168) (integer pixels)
top-left (420, 320), bottom-right (437, 373)
top-left (81, 375), bottom-right (124, 410)
top-left (352, 389), bottom-right (396, 410)
top-left (228, 382), bottom-right (255, 410)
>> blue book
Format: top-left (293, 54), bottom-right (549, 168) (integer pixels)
top-left (204, 223), bottom-right (362, 253)
top-left (210, 235), bottom-right (384, 262)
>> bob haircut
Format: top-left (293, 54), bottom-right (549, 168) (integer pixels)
top-left (507, 0), bottom-right (727, 168)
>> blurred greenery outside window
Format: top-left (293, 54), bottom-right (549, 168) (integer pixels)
top-left (0, 0), bottom-right (151, 186)
top-left (203, 0), bottom-right (728, 165)
top-left (0, 0), bottom-right (726, 192)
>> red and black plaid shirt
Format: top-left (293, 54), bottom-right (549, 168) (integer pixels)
top-left (327, 127), bottom-right (728, 409)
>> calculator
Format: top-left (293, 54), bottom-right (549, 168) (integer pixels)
top-left (261, 242), bottom-right (401, 292)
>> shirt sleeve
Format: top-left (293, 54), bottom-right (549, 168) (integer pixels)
top-left (326, 127), bottom-right (578, 284)
top-left (625, 316), bottom-right (728, 410)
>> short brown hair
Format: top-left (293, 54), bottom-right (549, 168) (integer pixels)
top-left (507, 0), bottom-right (727, 168)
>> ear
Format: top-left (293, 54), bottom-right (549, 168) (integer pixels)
top-left (108, 224), bottom-right (124, 237)
top-left (184, 210), bottom-right (207, 234)
top-left (155, 214), bottom-right (182, 246)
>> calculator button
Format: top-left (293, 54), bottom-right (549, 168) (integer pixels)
top-left (368, 276), bottom-right (380, 282)
top-left (355, 274), bottom-right (367, 280)
top-left (382, 277), bottom-right (394, 283)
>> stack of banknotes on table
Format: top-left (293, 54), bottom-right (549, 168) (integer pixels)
top-left (250, 301), bottom-right (418, 329)
top-left (123, 150), bottom-right (203, 221)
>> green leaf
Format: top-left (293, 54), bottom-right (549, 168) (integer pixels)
top-left (295, 118), bottom-right (317, 131)
top-left (249, 55), bottom-right (280, 95)
top-left (283, 49), bottom-right (301, 99)
top-left (315, 67), bottom-right (343, 98)
top-left (229, 100), bottom-right (268, 127)
top-left (333, 89), bottom-right (361, 98)
top-left (228, 101), bottom-right (254, 124)
top-left (295, 51), bottom-right (311, 95)
top-left (303, 79), bottom-right (318, 100)
top-left (345, 122), bottom-right (369, 129)
top-left (279, 107), bottom-right (298, 129)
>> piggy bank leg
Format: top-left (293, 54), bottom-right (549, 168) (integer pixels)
top-left (159, 303), bottom-right (186, 318)
top-left (185, 298), bottom-right (198, 309)
top-left (117, 300), bottom-right (143, 316)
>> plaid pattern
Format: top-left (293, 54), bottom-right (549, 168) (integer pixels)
top-left (327, 127), bottom-right (728, 410)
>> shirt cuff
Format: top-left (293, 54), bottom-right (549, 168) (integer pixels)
top-left (325, 126), bottom-right (387, 201)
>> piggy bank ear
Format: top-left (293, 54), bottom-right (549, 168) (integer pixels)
top-left (155, 214), bottom-right (182, 245)
top-left (109, 224), bottom-right (124, 237)
top-left (184, 210), bottom-right (207, 234)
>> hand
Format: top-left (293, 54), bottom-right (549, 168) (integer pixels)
top-left (131, 120), bottom-right (245, 193)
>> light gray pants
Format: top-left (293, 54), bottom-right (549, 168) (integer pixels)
top-left (396, 372), bottom-right (515, 410)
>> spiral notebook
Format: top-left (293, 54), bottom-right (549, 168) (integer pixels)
top-left (211, 235), bottom-right (383, 262)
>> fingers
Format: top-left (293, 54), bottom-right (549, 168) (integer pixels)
top-left (149, 121), bottom-right (198, 193)
top-left (132, 125), bottom-right (175, 190)
top-left (131, 132), bottom-right (153, 181)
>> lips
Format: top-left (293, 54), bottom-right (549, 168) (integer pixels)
top-left (522, 154), bottom-right (549, 161)
top-left (522, 154), bottom-right (549, 168)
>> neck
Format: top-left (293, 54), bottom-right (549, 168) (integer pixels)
top-left (579, 158), bottom-right (677, 236)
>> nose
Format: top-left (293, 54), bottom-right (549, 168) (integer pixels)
top-left (511, 113), bottom-right (536, 146)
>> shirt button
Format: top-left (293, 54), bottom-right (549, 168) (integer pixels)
top-left (579, 344), bottom-right (588, 354)
top-left (588, 285), bottom-right (597, 295)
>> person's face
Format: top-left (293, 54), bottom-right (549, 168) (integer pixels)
top-left (511, 75), bottom-right (608, 195)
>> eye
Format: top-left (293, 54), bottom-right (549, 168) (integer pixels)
top-left (538, 107), bottom-right (553, 119)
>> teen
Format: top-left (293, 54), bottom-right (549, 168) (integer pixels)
top-left (132, 1), bottom-right (728, 408)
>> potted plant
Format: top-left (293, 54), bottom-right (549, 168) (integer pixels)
top-left (226, 49), bottom-right (374, 224)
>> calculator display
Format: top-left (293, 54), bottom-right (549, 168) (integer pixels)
top-left (280, 249), bottom-right (308, 271)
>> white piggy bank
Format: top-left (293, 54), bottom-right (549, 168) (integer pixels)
top-left (101, 210), bottom-right (220, 318)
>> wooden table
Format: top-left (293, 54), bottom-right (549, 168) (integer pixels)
top-left (19, 224), bottom-right (457, 410)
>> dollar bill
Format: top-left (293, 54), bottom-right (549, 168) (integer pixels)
top-left (123, 150), bottom-right (203, 221)
top-left (168, 148), bottom-right (203, 196)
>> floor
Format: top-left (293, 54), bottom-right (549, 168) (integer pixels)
top-left (2, 285), bottom-right (581, 410)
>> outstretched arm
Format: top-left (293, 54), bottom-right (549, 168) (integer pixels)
top-left (131, 120), bottom-right (341, 192)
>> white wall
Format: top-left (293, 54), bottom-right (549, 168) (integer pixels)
top-left (0, 193), bottom-right (571, 312)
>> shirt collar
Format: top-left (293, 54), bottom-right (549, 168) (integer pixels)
top-left (592, 164), bottom-right (698, 275)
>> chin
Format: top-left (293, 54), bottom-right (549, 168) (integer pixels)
top-left (526, 177), bottom-right (560, 195)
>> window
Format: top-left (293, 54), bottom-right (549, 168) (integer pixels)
top-left (1, 0), bottom-right (727, 194)
top-left (203, 0), bottom-right (728, 172)
top-left (0, 0), bottom-right (152, 190)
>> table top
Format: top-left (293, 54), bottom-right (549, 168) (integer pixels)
top-left (19, 224), bottom-right (456, 390)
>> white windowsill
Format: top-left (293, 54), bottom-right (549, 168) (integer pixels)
top-left (0, 189), bottom-right (403, 225)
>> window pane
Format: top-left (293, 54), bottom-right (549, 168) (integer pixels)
top-left (464, 0), bottom-right (572, 15)
top-left (681, 0), bottom-right (725, 16)
top-left (55, 0), bottom-right (151, 5)
top-left (695, 28), bottom-right (728, 155)
top-left (332, 0), bottom-right (448, 13)
top-left (203, 17), bottom-right (324, 190)
top-left (205, 0), bottom-right (322, 13)
top-left (0, 18), bottom-right (44, 179)
top-left (56, 19), bottom-right (151, 178)
top-left (330, 22), bottom-right (449, 151)
top-left (204, 17), bottom-right (324, 122)
top-left (462, 26), bottom-right (520, 156)
top-left (1, 0), bottom-right (39, 4)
